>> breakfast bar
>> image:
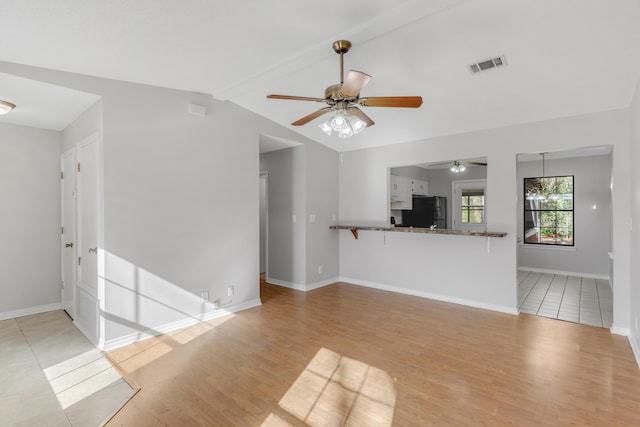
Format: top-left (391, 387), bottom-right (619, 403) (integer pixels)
top-left (329, 225), bottom-right (507, 240)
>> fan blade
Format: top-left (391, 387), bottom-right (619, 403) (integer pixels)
top-left (361, 96), bottom-right (423, 108)
top-left (349, 107), bottom-right (375, 127)
top-left (340, 70), bottom-right (372, 97)
top-left (464, 161), bottom-right (487, 166)
top-left (267, 94), bottom-right (325, 102)
top-left (291, 107), bottom-right (332, 126)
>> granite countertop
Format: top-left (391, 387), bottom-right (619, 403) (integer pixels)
top-left (329, 225), bottom-right (507, 238)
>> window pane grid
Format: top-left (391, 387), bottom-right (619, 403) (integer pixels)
top-left (523, 175), bottom-right (574, 246)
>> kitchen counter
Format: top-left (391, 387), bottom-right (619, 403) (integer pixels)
top-left (329, 225), bottom-right (507, 239)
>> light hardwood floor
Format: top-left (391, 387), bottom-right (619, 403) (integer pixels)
top-left (106, 279), bottom-right (640, 426)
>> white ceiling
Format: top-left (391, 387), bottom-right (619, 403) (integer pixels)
top-left (0, 72), bottom-right (100, 130)
top-left (1, 0), bottom-right (640, 151)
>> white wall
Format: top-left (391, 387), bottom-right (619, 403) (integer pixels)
top-left (517, 155), bottom-right (612, 277)
top-left (339, 109), bottom-right (630, 325)
top-left (0, 123), bottom-right (62, 318)
top-left (305, 140), bottom-right (339, 287)
top-left (0, 60), bottom-right (339, 348)
top-left (62, 100), bottom-right (103, 152)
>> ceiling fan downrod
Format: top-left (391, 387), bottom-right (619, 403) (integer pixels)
top-left (332, 40), bottom-right (351, 84)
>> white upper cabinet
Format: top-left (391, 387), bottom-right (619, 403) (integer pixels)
top-left (411, 179), bottom-right (429, 196)
top-left (390, 175), bottom-right (413, 209)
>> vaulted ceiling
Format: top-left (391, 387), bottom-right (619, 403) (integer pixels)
top-left (1, 0), bottom-right (640, 151)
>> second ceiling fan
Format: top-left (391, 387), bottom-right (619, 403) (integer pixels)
top-left (267, 40), bottom-right (423, 138)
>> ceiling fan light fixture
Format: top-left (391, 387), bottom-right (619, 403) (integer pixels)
top-left (330, 112), bottom-right (349, 131)
top-left (349, 115), bottom-right (367, 134)
top-left (0, 100), bottom-right (16, 115)
top-left (319, 110), bottom-right (367, 138)
top-left (338, 126), bottom-right (353, 139)
top-left (450, 161), bottom-right (466, 173)
top-left (318, 120), bottom-right (333, 136)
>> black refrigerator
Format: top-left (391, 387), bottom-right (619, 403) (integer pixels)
top-left (401, 196), bottom-right (447, 228)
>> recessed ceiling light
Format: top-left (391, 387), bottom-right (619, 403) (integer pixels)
top-left (0, 100), bottom-right (16, 115)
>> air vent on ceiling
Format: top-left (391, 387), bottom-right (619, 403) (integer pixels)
top-left (468, 55), bottom-right (507, 74)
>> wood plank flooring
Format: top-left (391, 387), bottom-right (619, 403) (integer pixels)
top-left (105, 279), bottom-right (640, 426)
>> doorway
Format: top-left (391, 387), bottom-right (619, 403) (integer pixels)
top-left (515, 146), bottom-right (613, 327)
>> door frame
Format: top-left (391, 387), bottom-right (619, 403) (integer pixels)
top-left (451, 179), bottom-right (488, 231)
top-left (60, 148), bottom-right (77, 319)
top-left (260, 170), bottom-right (269, 279)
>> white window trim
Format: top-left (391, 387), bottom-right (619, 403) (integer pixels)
top-left (452, 179), bottom-right (487, 231)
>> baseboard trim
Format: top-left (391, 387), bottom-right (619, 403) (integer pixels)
top-left (0, 302), bottom-right (62, 321)
top-left (306, 277), bottom-right (340, 291)
top-left (266, 277), bottom-right (338, 292)
top-left (518, 267), bottom-right (610, 282)
top-left (266, 277), bottom-right (306, 291)
top-left (99, 298), bottom-right (262, 351)
top-left (610, 325), bottom-right (630, 336)
top-left (74, 319), bottom-right (99, 347)
top-left (339, 277), bottom-right (518, 316)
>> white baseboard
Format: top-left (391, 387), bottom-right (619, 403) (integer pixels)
top-left (0, 302), bottom-right (62, 321)
top-left (339, 277), bottom-right (518, 315)
top-left (99, 298), bottom-right (262, 351)
top-left (266, 277), bottom-right (306, 291)
top-left (306, 277), bottom-right (339, 291)
top-left (610, 325), bottom-right (630, 336)
top-left (74, 319), bottom-right (99, 347)
top-left (518, 267), bottom-right (610, 282)
top-left (266, 277), bottom-right (338, 292)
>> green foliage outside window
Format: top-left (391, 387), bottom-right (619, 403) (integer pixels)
top-left (524, 176), bottom-right (574, 246)
top-left (461, 191), bottom-right (484, 224)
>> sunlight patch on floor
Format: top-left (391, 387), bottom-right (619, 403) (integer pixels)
top-left (170, 320), bottom-right (215, 345)
top-left (43, 348), bottom-right (124, 409)
top-left (263, 347), bottom-right (397, 426)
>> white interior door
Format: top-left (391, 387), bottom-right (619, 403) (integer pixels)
top-left (61, 149), bottom-right (76, 318)
top-left (75, 135), bottom-right (99, 343)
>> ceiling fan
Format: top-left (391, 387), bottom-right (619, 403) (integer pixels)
top-left (267, 40), bottom-right (423, 138)
top-left (429, 160), bottom-right (488, 173)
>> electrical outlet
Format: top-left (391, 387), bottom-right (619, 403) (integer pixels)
top-left (227, 285), bottom-right (235, 297)
top-left (318, 265), bottom-right (323, 274)
top-left (332, 213), bottom-right (337, 221)
top-left (201, 291), bottom-right (209, 302)
top-left (292, 214), bottom-right (297, 223)
top-left (309, 214), bottom-right (316, 223)
top-left (213, 300), bottom-right (220, 309)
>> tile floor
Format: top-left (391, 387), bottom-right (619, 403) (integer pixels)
top-left (0, 310), bottom-right (136, 427)
top-left (518, 270), bottom-right (613, 328)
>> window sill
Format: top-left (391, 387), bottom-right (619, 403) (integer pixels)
top-left (518, 243), bottom-right (576, 252)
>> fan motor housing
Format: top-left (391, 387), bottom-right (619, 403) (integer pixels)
top-left (325, 84), bottom-right (357, 104)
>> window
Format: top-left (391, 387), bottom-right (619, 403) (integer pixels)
top-left (524, 176), bottom-right (574, 246)
top-left (452, 179), bottom-right (487, 230)
top-left (461, 190), bottom-right (485, 224)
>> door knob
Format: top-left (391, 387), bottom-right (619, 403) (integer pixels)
top-left (65, 242), bottom-right (73, 248)
top-left (88, 247), bottom-right (97, 254)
